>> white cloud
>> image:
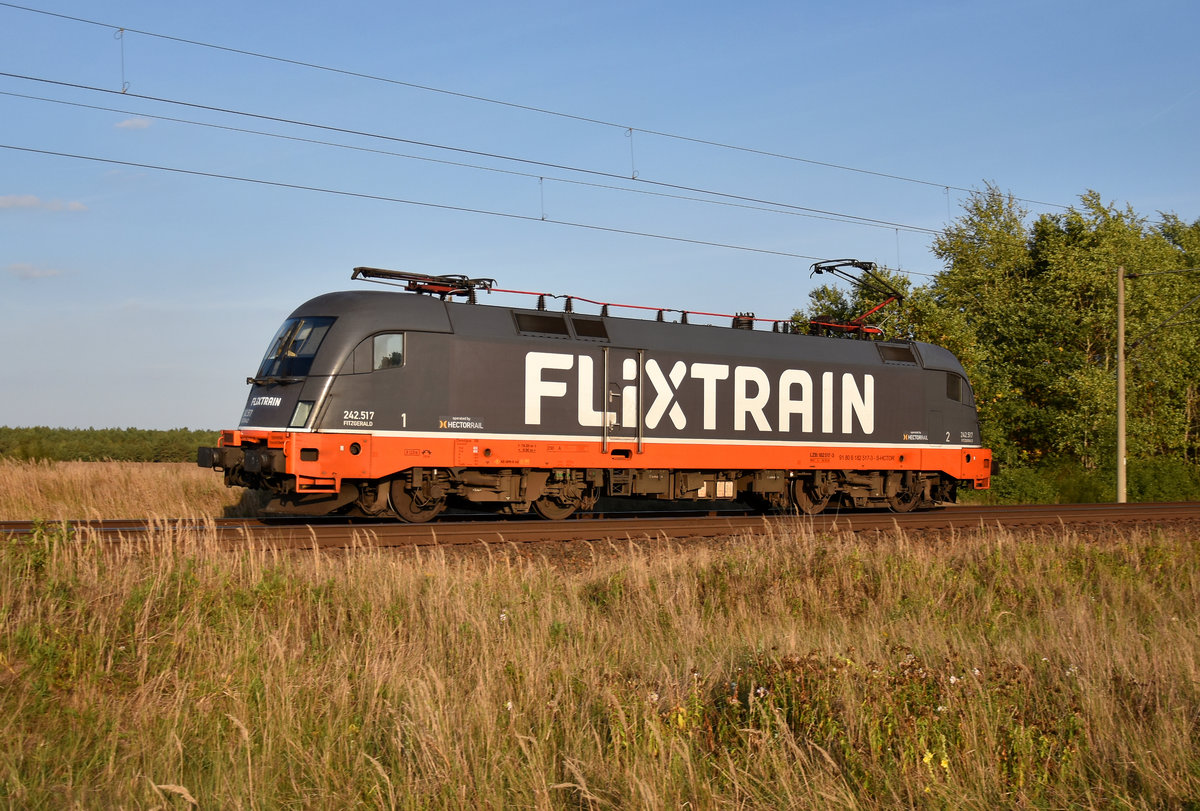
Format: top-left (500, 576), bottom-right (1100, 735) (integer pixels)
top-left (0, 194), bottom-right (87, 212)
top-left (115, 118), bottom-right (151, 130)
top-left (6, 263), bottom-right (62, 280)
top-left (0, 194), bottom-right (42, 209)
top-left (46, 200), bottom-right (88, 212)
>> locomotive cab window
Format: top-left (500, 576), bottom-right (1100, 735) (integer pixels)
top-left (256, 316), bottom-right (335, 379)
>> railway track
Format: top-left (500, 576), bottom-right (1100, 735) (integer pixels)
top-left (2, 502), bottom-right (1198, 551)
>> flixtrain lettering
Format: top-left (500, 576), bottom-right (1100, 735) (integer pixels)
top-left (524, 351), bottom-right (874, 435)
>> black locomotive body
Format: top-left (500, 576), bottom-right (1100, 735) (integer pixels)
top-left (199, 270), bottom-right (991, 521)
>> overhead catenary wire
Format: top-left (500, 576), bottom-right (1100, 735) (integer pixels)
top-left (0, 88), bottom-right (938, 234)
top-left (2, 135), bottom-right (950, 281)
top-left (0, 142), bottom-right (838, 263)
top-left (0, 71), bottom-right (943, 236)
top-left (1128, 293), bottom-right (1200, 353)
top-left (0, 0), bottom-right (1069, 212)
top-left (1125, 267), bottom-right (1200, 354)
top-left (1126, 267), bottom-right (1200, 278)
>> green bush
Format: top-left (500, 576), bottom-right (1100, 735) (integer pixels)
top-left (988, 458), bottom-right (1200, 504)
top-left (0, 427), bottom-right (219, 463)
top-left (1049, 465), bottom-right (1114, 504)
top-left (990, 466), bottom-right (1058, 504)
top-left (1127, 458), bottom-right (1200, 502)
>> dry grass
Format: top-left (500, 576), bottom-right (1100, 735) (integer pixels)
top-left (3, 513), bottom-right (1199, 808)
top-left (0, 459), bottom-right (259, 520)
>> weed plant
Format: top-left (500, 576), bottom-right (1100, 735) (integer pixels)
top-left (2, 519), bottom-right (1198, 808)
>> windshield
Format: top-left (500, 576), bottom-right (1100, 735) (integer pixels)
top-left (254, 316), bottom-right (335, 380)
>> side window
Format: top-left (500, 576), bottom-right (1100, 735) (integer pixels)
top-left (347, 333), bottom-right (405, 374)
top-left (946, 373), bottom-right (974, 405)
top-left (373, 333), bottom-right (404, 370)
top-left (946, 372), bottom-right (962, 403)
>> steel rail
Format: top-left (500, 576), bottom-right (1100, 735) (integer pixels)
top-left (3, 502), bottom-right (1199, 551)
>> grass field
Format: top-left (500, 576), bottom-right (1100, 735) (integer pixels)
top-left (2, 462), bottom-right (1199, 807)
top-left (0, 459), bottom-right (260, 521)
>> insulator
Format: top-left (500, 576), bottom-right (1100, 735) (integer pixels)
top-left (680, 312), bottom-right (688, 324)
top-left (656, 310), bottom-right (665, 322)
top-left (537, 294), bottom-right (546, 311)
top-left (565, 297), bottom-right (573, 313)
top-left (600, 304), bottom-right (609, 317)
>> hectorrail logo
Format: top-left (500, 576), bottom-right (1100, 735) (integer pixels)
top-left (439, 416), bottom-right (484, 430)
top-left (523, 351), bottom-right (874, 435)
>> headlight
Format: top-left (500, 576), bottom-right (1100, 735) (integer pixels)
top-left (289, 400), bottom-right (314, 428)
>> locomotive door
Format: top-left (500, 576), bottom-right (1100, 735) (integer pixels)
top-left (929, 409), bottom-right (945, 445)
top-left (602, 348), bottom-right (644, 453)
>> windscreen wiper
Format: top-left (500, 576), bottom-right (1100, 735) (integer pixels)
top-left (245, 376), bottom-right (304, 386)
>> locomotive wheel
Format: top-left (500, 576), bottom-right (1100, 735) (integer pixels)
top-left (791, 478), bottom-right (831, 515)
top-left (531, 496), bottom-right (576, 520)
top-left (887, 475), bottom-right (923, 513)
top-left (388, 480), bottom-right (446, 523)
top-left (887, 489), bottom-right (922, 513)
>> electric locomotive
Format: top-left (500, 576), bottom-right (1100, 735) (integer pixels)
top-left (198, 266), bottom-right (992, 521)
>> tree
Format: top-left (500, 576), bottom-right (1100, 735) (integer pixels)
top-left (927, 187), bottom-right (1200, 471)
top-left (1028, 193), bottom-right (1198, 465)
top-left (928, 185), bottom-right (1048, 466)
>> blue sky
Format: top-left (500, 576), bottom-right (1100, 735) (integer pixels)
top-left (2, 0), bottom-right (1198, 429)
